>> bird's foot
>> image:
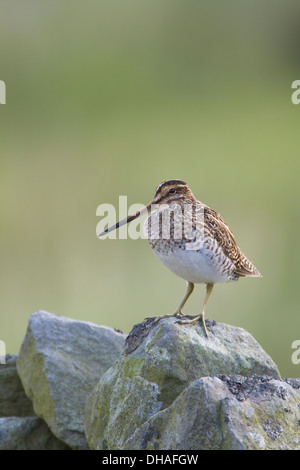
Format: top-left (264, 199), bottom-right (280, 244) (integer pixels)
top-left (181, 314), bottom-right (201, 320)
top-left (176, 314), bottom-right (209, 338)
top-left (145, 312), bottom-right (184, 323)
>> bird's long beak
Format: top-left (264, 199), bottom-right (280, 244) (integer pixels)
top-left (97, 200), bottom-right (154, 237)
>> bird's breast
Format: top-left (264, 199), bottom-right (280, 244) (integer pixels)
top-left (143, 208), bottom-right (237, 284)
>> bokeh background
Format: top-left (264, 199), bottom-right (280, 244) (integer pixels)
top-left (0, 0), bottom-right (299, 377)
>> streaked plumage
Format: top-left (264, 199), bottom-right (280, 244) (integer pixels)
top-left (144, 180), bottom-right (261, 284)
top-left (98, 179), bottom-right (262, 337)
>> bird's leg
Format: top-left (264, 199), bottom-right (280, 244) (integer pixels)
top-left (174, 281), bottom-right (194, 316)
top-left (146, 282), bottom-right (194, 322)
top-left (179, 283), bottom-right (214, 338)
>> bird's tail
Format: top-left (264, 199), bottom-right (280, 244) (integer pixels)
top-left (235, 255), bottom-right (262, 278)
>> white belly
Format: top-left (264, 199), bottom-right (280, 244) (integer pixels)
top-left (143, 205), bottom-right (236, 285)
top-left (152, 245), bottom-right (233, 284)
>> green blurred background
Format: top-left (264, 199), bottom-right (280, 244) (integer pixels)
top-left (0, 0), bottom-right (299, 377)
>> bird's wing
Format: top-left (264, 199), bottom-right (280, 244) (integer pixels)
top-left (203, 205), bottom-right (261, 277)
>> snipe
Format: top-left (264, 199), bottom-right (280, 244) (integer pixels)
top-left (98, 180), bottom-right (262, 337)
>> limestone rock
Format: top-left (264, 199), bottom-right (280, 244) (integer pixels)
top-left (85, 317), bottom-right (281, 450)
top-left (0, 355), bottom-right (35, 417)
top-left (17, 311), bottom-right (126, 449)
top-left (0, 417), bottom-right (69, 450)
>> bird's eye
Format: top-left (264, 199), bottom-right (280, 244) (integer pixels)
top-left (169, 188), bottom-right (175, 194)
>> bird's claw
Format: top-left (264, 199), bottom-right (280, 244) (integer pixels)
top-left (145, 312), bottom-right (183, 322)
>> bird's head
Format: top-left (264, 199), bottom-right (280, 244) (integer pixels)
top-left (97, 179), bottom-right (195, 237)
top-left (152, 179), bottom-right (196, 205)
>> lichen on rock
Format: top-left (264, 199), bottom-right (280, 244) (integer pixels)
top-left (17, 310), bottom-right (126, 449)
top-left (85, 317), bottom-right (289, 450)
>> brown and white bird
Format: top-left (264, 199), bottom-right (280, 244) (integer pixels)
top-left (98, 180), bottom-right (262, 337)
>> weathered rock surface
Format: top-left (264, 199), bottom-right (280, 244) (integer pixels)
top-left (0, 354), bottom-right (70, 449)
top-left (17, 311), bottom-right (126, 449)
top-left (121, 376), bottom-right (300, 450)
top-left (0, 355), bottom-right (35, 417)
top-left (0, 417), bottom-right (69, 450)
top-left (3, 310), bottom-right (299, 450)
top-left (85, 317), bottom-right (284, 450)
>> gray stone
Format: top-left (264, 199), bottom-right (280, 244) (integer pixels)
top-left (17, 311), bottom-right (126, 449)
top-left (121, 376), bottom-right (300, 450)
top-left (85, 317), bottom-right (281, 450)
top-left (0, 355), bottom-right (35, 417)
top-left (0, 417), bottom-right (69, 450)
